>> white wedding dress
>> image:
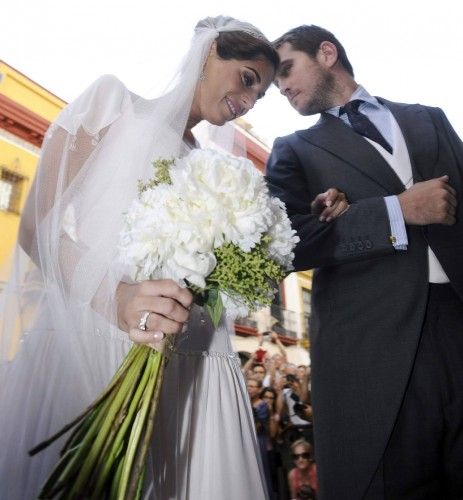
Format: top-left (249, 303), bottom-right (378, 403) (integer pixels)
top-left (0, 74), bottom-right (268, 498)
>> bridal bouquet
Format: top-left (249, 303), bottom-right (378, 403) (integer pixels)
top-left (30, 148), bottom-right (298, 499)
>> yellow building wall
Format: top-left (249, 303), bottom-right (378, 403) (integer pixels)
top-left (297, 270), bottom-right (313, 291)
top-left (0, 139), bottom-right (38, 277)
top-left (296, 270), bottom-right (313, 349)
top-left (0, 62), bottom-right (65, 121)
top-left (0, 62), bottom-right (65, 282)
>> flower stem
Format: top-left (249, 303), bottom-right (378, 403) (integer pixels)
top-left (117, 350), bottom-right (160, 499)
top-left (125, 352), bottom-right (164, 498)
top-left (91, 347), bottom-right (153, 497)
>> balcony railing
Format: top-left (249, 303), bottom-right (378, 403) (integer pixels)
top-left (235, 305), bottom-right (311, 345)
top-left (272, 306), bottom-right (309, 338)
top-left (234, 316), bottom-right (257, 329)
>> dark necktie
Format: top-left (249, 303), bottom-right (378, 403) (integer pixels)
top-left (339, 99), bottom-right (393, 154)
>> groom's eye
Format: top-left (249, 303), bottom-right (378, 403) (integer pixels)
top-left (278, 61), bottom-right (292, 78)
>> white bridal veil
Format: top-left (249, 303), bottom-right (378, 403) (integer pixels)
top-left (0, 16), bottom-right (269, 498)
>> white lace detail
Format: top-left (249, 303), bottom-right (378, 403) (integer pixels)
top-left (171, 348), bottom-right (240, 361)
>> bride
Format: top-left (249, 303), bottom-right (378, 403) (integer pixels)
top-left (0, 15), bottom-right (346, 499)
top-left (0, 16), bottom-right (279, 500)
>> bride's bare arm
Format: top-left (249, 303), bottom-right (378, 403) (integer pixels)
top-left (19, 126), bottom-right (109, 259)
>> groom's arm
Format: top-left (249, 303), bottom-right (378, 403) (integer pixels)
top-left (266, 137), bottom-right (396, 270)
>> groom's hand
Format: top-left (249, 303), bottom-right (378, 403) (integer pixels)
top-left (398, 175), bottom-right (457, 226)
top-left (311, 188), bottom-right (349, 222)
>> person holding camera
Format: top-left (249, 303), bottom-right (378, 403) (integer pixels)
top-left (242, 331), bottom-right (269, 381)
top-left (278, 374), bottom-right (312, 427)
top-left (247, 376), bottom-right (274, 497)
top-left (275, 371), bottom-right (314, 491)
top-left (288, 440), bottom-right (318, 500)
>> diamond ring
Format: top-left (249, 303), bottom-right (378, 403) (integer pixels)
top-left (138, 311), bottom-right (152, 331)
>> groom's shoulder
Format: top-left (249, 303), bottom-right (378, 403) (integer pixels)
top-left (378, 96), bottom-right (437, 113)
top-left (380, 97), bottom-right (452, 126)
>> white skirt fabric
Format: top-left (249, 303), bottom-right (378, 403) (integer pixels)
top-left (149, 305), bottom-right (268, 499)
top-left (0, 310), bottom-right (129, 500)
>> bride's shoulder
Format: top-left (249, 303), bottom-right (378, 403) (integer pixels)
top-left (84, 74), bottom-right (131, 99)
top-left (55, 74), bottom-right (135, 135)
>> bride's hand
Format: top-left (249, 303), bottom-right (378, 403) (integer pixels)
top-left (311, 188), bottom-right (349, 222)
top-left (116, 280), bottom-right (193, 344)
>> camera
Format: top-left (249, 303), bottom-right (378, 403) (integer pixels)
top-left (290, 392), bottom-right (309, 420)
top-left (293, 401), bottom-right (308, 416)
top-left (283, 373), bottom-right (297, 388)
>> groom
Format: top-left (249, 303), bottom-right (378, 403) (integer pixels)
top-left (266, 25), bottom-right (463, 499)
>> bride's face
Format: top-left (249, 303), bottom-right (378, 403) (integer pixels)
top-left (192, 47), bottom-right (275, 126)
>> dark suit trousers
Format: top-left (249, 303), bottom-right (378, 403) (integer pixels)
top-left (366, 284), bottom-right (463, 499)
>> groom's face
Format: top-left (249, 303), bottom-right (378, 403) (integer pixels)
top-left (275, 42), bottom-right (335, 116)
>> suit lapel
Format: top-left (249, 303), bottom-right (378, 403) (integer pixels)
top-left (379, 99), bottom-right (438, 183)
top-left (296, 113), bottom-right (405, 194)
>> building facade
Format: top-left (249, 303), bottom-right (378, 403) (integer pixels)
top-left (0, 61), bottom-right (65, 283)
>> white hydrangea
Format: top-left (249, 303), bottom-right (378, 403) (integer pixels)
top-left (266, 197), bottom-right (300, 270)
top-left (118, 148), bottom-right (299, 318)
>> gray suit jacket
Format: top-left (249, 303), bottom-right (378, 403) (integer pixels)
top-left (266, 100), bottom-right (463, 499)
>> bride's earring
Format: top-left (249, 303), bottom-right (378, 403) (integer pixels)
top-left (199, 71), bottom-right (206, 81)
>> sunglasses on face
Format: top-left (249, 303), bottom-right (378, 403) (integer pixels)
top-left (292, 452), bottom-right (311, 460)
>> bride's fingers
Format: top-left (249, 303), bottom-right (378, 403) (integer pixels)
top-left (139, 280), bottom-right (193, 309)
top-left (145, 312), bottom-right (184, 335)
top-left (129, 328), bottom-right (166, 345)
top-left (137, 297), bottom-right (190, 323)
top-left (323, 188), bottom-right (342, 207)
top-left (311, 189), bottom-right (339, 214)
top-left (119, 279), bottom-right (194, 335)
top-left (310, 192), bottom-right (328, 214)
top-left (319, 194), bottom-right (347, 221)
top-left (326, 200), bottom-right (350, 222)
top-left (129, 310), bottom-right (184, 335)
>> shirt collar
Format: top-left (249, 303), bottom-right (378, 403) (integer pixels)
top-left (326, 85), bottom-right (381, 117)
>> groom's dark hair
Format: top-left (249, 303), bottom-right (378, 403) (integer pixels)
top-left (273, 25), bottom-right (354, 77)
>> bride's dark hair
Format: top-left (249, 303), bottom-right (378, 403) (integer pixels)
top-left (216, 31), bottom-right (280, 71)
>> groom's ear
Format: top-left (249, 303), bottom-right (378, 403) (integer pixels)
top-left (317, 41), bottom-right (338, 69)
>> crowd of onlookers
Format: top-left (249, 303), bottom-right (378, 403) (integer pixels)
top-left (242, 332), bottom-right (318, 500)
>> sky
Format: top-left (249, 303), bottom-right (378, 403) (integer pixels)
top-left (2, 0), bottom-right (462, 147)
